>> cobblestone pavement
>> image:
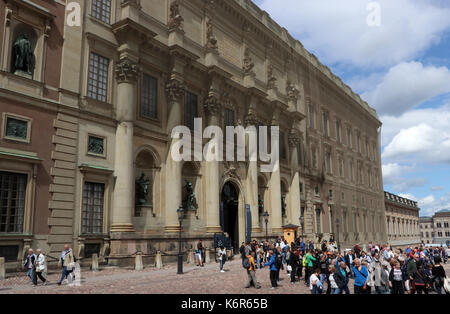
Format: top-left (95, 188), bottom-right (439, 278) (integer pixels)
top-left (1, 258), bottom-right (449, 294)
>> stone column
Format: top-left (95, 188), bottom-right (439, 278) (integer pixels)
top-left (204, 93), bottom-right (222, 233)
top-left (111, 57), bottom-right (139, 233)
top-left (244, 99), bottom-right (261, 234)
top-left (269, 112), bottom-right (283, 234)
top-left (288, 129), bottom-right (301, 225)
top-left (164, 78), bottom-right (185, 233)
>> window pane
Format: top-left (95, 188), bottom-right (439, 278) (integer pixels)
top-left (88, 52), bottom-right (109, 102)
top-left (0, 171), bottom-right (26, 233)
top-left (142, 74), bottom-right (158, 119)
top-left (82, 182), bottom-right (104, 234)
top-left (92, 0), bottom-right (111, 24)
top-left (185, 92), bottom-right (198, 130)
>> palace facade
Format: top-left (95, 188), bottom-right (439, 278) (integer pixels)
top-left (384, 191), bottom-right (421, 249)
top-left (420, 210), bottom-right (450, 246)
top-left (0, 0), bottom-right (387, 268)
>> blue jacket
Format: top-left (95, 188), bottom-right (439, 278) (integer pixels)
top-left (264, 254), bottom-right (278, 271)
top-left (300, 242), bottom-right (305, 250)
top-left (353, 265), bottom-right (369, 287)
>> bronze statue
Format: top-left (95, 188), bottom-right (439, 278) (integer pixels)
top-left (135, 173), bottom-right (150, 206)
top-left (13, 34), bottom-right (33, 75)
top-left (258, 194), bottom-right (264, 214)
top-left (281, 195), bottom-right (287, 217)
top-left (184, 180), bottom-right (197, 211)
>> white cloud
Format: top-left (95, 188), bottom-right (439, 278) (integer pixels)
top-left (258, 0), bottom-right (450, 68)
top-left (362, 62), bottom-right (450, 116)
top-left (380, 104), bottom-right (450, 164)
top-left (417, 193), bottom-right (450, 217)
top-left (431, 186), bottom-right (445, 191)
top-left (382, 163), bottom-right (411, 184)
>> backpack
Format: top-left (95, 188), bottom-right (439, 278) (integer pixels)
top-left (303, 254), bottom-right (308, 267)
top-left (242, 257), bottom-right (250, 269)
top-left (275, 255), bottom-right (282, 269)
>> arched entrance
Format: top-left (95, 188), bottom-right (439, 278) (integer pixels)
top-left (221, 181), bottom-right (240, 250)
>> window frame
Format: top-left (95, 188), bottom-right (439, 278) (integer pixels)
top-left (87, 51), bottom-right (110, 103)
top-left (1, 113), bottom-right (32, 144)
top-left (90, 0), bottom-right (112, 24)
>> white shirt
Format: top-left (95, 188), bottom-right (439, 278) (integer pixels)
top-left (218, 249), bottom-right (226, 261)
top-left (310, 273), bottom-right (320, 290)
top-left (329, 273), bottom-right (338, 289)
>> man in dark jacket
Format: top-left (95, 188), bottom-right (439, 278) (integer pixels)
top-left (23, 248), bottom-right (36, 284)
top-left (288, 247), bottom-right (299, 283)
top-left (334, 261), bottom-right (350, 294)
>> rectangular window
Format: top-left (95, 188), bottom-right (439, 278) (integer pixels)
top-left (87, 135), bottom-right (105, 156)
top-left (141, 74), bottom-right (158, 119)
top-left (185, 92), bottom-right (198, 130)
top-left (353, 213), bottom-right (358, 232)
top-left (82, 182), bottom-right (105, 234)
top-left (339, 158), bottom-right (344, 177)
top-left (224, 108), bottom-right (235, 127)
top-left (0, 245), bottom-right (19, 262)
top-left (357, 133), bottom-right (361, 153)
top-left (91, 0), bottom-right (111, 24)
top-left (0, 171), bottom-right (26, 233)
top-left (316, 208), bottom-right (321, 233)
top-left (343, 211), bottom-right (348, 232)
top-left (88, 52), bottom-right (109, 102)
top-left (336, 120), bottom-right (341, 144)
top-left (349, 161), bottom-right (354, 182)
top-left (325, 151), bottom-right (331, 173)
top-left (280, 131), bottom-right (287, 160)
top-left (322, 112), bottom-right (329, 137)
top-left (297, 143), bottom-right (302, 166)
top-left (347, 128), bottom-right (352, 148)
top-left (5, 117), bottom-right (28, 141)
top-left (309, 104), bottom-right (315, 128)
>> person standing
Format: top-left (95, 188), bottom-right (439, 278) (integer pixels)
top-left (328, 265), bottom-right (339, 294)
top-left (353, 258), bottom-right (368, 294)
top-left (264, 250), bottom-right (279, 289)
top-left (389, 261), bottom-right (405, 294)
top-left (432, 256), bottom-right (446, 294)
top-left (58, 244), bottom-right (74, 286)
top-left (288, 247), bottom-right (299, 283)
top-left (23, 248), bottom-right (36, 285)
top-left (218, 246), bottom-right (226, 273)
top-left (244, 251), bottom-right (261, 289)
top-left (334, 261), bottom-right (350, 294)
top-left (304, 249), bottom-right (317, 285)
top-left (309, 269), bottom-right (323, 294)
top-left (33, 249), bottom-right (47, 286)
top-left (362, 260), bottom-right (374, 294)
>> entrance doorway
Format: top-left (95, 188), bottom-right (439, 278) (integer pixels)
top-left (221, 182), bottom-right (239, 251)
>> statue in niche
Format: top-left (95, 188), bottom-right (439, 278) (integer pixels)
top-left (281, 195), bottom-right (287, 217)
top-left (135, 173), bottom-right (151, 206)
top-left (258, 194), bottom-right (264, 215)
top-left (184, 180), bottom-right (197, 211)
top-left (12, 34), bottom-right (34, 75)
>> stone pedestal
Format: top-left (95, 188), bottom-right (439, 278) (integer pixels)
top-left (0, 257), bottom-right (4, 280)
top-left (135, 253), bottom-right (143, 271)
top-left (188, 249), bottom-right (195, 264)
top-left (91, 254), bottom-right (99, 272)
top-left (155, 251), bottom-right (163, 269)
top-left (205, 248), bottom-right (211, 264)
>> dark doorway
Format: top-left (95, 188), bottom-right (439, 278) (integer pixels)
top-left (221, 182), bottom-right (239, 251)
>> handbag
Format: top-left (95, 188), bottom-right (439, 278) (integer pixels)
top-left (287, 265), bottom-right (292, 272)
top-left (443, 277), bottom-right (450, 293)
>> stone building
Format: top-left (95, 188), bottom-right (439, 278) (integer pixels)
top-left (0, 0), bottom-right (387, 268)
top-left (384, 191), bottom-right (421, 249)
top-left (420, 209), bottom-right (450, 246)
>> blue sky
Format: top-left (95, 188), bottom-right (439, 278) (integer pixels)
top-left (254, 0), bottom-right (450, 216)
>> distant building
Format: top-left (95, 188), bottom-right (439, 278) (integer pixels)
top-left (384, 191), bottom-right (421, 249)
top-left (420, 209), bottom-right (450, 246)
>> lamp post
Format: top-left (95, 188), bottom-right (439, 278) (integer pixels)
top-left (177, 206), bottom-right (184, 275)
top-left (263, 211), bottom-right (269, 241)
top-left (299, 215), bottom-right (305, 241)
top-left (336, 217), bottom-right (341, 253)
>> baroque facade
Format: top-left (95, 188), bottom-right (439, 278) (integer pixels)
top-left (420, 210), bottom-right (450, 246)
top-left (0, 0), bottom-right (386, 268)
top-left (384, 191), bottom-right (421, 249)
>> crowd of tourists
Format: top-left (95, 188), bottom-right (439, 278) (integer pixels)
top-left (235, 237), bottom-right (449, 294)
top-left (23, 244), bottom-right (76, 287)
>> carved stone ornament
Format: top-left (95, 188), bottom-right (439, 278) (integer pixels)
top-left (288, 128), bottom-right (301, 147)
top-left (243, 48), bottom-right (254, 75)
top-left (267, 63), bottom-right (277, 89)
top-left (244, 108), bottom-right (259, 127)
top-left (204, 94), bottom-right (221, 116)
top-left (286, 81), bottom-right (299, 103)
top-left (223, 161), bottom-right (239, 181)
top-left (115, 58), bottom-right (139, 83)
top-left (168, 0), bottom-right (184, 32)
top-left (165, 79), bottom-right (185, 102)
top-left (206, 19), bottom-right (218, 50)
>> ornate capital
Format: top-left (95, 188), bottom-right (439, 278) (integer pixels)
top-left (115, 58), bottom-right (139, 83)
top-left (204, 95), bottom-right (221, 116)
top-left (168, 0), bottom-right (184, 32)
top-left (165, 79), bottom-right (185, 102)
top-left (244, 108), bottom-right (260, 127)
top-left (288, 128), bottom-right (301, 147)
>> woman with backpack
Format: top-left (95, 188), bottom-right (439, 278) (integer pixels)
top-left (264, 250), bottom-right (279, 289)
